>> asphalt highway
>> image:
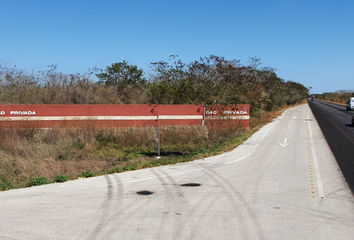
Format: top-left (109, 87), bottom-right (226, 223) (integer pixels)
top-left (308, 99), bottom-right (354, 193)
top-left (1, 103), bottom-right (354, 240)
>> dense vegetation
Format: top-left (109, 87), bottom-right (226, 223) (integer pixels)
top-left (0, 56), bottom-right (309, 190)
top-left (313, 90), bottom-right (354, 104)
top-left (0, 56), bottom-right (308, 113)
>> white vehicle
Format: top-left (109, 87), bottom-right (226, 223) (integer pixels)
top-left (346, 97), bottom-right (354, 111)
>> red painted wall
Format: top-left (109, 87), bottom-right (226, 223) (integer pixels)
top-left (0, 104), bottom-right (250, 128)
top-left (205, 104), bottom-right (250, 128)
top-left (0, 105), bottom-right (204, 128)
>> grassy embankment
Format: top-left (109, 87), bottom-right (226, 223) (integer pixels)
top-left (0, 102), bottom-right (305, 191)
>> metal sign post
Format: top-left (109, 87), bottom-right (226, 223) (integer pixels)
top-left (157, 125), bottom-right (161, 159)
top-left (156, 115), bottom-right (161, 159)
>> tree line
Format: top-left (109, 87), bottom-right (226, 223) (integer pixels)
top-left (313, 90), bottom-right (354, 104)
top-left (0, 56), bottom-right (309, 115)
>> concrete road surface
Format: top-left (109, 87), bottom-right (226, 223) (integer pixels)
top-left (1, 104), bottom-right (354, 240)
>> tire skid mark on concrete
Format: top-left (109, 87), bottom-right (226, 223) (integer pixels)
top-left (185, 167), bottom-right (243, 239)
top-left (92, 174), bottom-right (142, 239)
top-left (156, 168), bottom-right (190, 240)
top-left (98, 174), bottom-right (147, 239)
top-left (150, 168), bottom-right (185, 240)
top-left (99, 174), bottom-right (130, 239)
top-left (199, 165), bottom-right (266, 240)
top-left (88, 175), bottom-right (114, 240)
top-left (160, 169), bottom-right (219, 240)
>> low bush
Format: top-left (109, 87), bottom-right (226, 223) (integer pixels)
top-left (27, 177), bottom-right (51, 187)
top-left (0, 182), bottom-right (14, 191)
top-left (79, 171), bottom-right (95, 178)
top-left (54, 175), bottom-right (69, 183)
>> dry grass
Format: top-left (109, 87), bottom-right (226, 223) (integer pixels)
top-left (206, 118), bottom-right (246, 141)
top-left (0, 125), bottom-right (211, 189)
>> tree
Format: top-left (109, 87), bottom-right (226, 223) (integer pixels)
top-left (148, 55), bottom-right (194, 104)
top-left (96, 61), bottom-right (146, 103)
top-left (1, 64), bottom-right (39, 104)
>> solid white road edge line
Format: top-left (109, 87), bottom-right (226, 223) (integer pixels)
top-left (0, 115), bottom-right (203, 121)
top-left (307, 112), bottom-right (325, 199)
top-left (225, 118), bottom-right (279, 164)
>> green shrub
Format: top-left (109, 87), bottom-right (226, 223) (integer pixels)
top-left (54, 174), bottom-right (69, 183)
top-left (72, 140), bottom-right (85, 149)
top-left (0, 182), bottom-right (14, 191)
top-left (55, 152), bottom-right (71, 161)
top-left (27, 177), bottom-right (51, 187)
top-left (79, 171), bottom-right (94, 178)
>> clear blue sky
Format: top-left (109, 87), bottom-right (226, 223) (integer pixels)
top-left (1, 0), bottom-right (353, 94)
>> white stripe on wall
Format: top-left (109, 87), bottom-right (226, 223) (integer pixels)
top-left (0, 115), bottom-right (203, 121)
top-left (206, 116), bottom-right (250, 120)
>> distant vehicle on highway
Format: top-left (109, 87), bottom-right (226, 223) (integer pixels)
top-left (346, 97), bottom-right (354, 111)
top-left (311, 97), bottom-right (315, 101)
